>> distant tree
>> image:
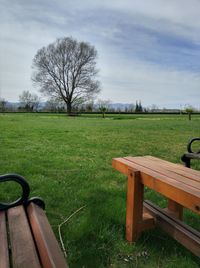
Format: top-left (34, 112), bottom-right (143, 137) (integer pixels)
top-left (135, 101), bottom-right (138, 112)
top-left (97, 99), bottom-right (111, 118)
top-left (19, 90), bottom-right (40, 111)
top-left (0, 98), bottom-right (7, 112)
top-left (32, 37), bottom-right (100, 114)
top-left (185, 106), bottom-right (195, 121)
top-left (149, 104), bottom-right (159, 112)
top-left (5, 102), bottom-right (17, 112)
top-left (135, 100), bottom-right (143, 112)
top-left (44, 98), bottom-right (65, 112)
top-left (84, 101), bottom-right (94, 112)
top-left (128, 104), bottom-right (135, 113)
top-left (138, 100), bottom-right (143, 112)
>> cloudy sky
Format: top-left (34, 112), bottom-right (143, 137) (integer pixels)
top-left (1, 0), bottom-right (200, 108)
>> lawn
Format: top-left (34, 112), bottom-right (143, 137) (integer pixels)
top-left (0, 113), bottom-right (200, 267)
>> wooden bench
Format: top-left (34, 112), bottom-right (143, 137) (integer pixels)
top-left (181, 137), bottom-right (200, 167)
top-left (0, 174), bottom-right (68, 268)
top-left (112, 155), bottom-right (200, 257)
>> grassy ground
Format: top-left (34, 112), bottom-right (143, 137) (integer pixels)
top-left (0, 113), bottom-right (200, 267)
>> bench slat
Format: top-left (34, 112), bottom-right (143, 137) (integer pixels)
top-left (145, 155), bottom-right (200, 177)
top-left (144, 156), bottom-right (200, 183)
top-left (7, 206), bottom-right (41, 268)
top-left (125, 156), bottom-right (200, 190)
top-left (0, 211), bottom-right (9, 268)
top-left (27, 203), bottom-right (68, 268)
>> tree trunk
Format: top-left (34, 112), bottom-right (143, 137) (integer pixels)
top-left (67, 102), bottom-right (72, 114)
top-left (189, 113), bottom-right (191, 121)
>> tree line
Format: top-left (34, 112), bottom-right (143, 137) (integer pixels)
top-left (0, 36), bottom-right (198, 118)
top-left (0, 95), bottom-right (195, 116)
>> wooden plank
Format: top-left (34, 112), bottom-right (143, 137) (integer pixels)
top-left (145, 155), bottom-right (200, 177)
top-left (112, 157), bottom-right (200, 197)
top-left (112, 158), bottom-right (200, 214)
top-left (125, 156), bottom-right (200, 190)
top-left (140, 212), bottom-right (155, 232)
top-left (144, 156), bottom-right (200, 183)
top-left (0, 211), bottom-right (9, 268)
top-left (144, 200), bottom-right (200, 257)
top-left (27, 203), bottom-right (68, 268)
top-left (126, 169), bottom-right (143, 242)
top-left (167, 199), bottom-right (183, 220)
top-left (7, 206), bottom-right (41, 268)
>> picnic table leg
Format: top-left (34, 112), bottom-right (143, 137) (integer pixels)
top-left (126, 169), bottom-right (144, 242)
top-left (167, 199), bottom-right (183, 220)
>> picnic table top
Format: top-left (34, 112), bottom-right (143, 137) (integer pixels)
top-left (112, 155), bottom-right (200, 214)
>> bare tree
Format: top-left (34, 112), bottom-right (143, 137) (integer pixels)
top-left (32, 37), bottom-right (100, 114)
top-left (44, 97), bottom-right (65, 112)
top-left (97, 99), bottom-right (111, 118)
top-left (19, 90), bottom-right (40, 111)
top-left (148, 104), bottom-right (159, 112)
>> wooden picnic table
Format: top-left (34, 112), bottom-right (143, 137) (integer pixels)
top-left (112, 155), bottom-right (200, 257)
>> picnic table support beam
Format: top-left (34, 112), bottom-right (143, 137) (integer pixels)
top-left (166, 199), bottom-right (183, 220)
top-left (126, 169), bottom-right (155, 242)
top-left (144, 200), bottom-right (200, 257)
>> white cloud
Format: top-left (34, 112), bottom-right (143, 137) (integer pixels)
top-left (1, 0), bottom-right (200, 108)
top-left (99, 54), bottom-right (200, 108)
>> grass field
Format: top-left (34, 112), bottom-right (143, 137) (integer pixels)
top-left (1, 113), bottom-right (200, 267)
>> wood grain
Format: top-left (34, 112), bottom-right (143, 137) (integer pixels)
top-left (167, 199), bottom-right (183, 220)
top-left (7, 206), bottom-right (41, 268)
top-left (126, 169), bottom-right (143, 242)
top-left (125, 156), bottom-right (200, 189)
top-left (0, 211), bottom-right (9, 268)
top-left (27, 203), bottom-right (68, 268)
top-left (145, 155), bottom-right (200, 178)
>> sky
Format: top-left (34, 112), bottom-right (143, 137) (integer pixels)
top-left (1, 0), bottom-right (200, 108)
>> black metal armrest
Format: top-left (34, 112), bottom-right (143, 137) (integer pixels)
top-left (0, 173), bottom-right (45, 211)
top-left (187, 138), bottom-right (200, 153)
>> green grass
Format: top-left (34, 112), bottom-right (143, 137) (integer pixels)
top-left (1, 113), bottom-right (200, 267)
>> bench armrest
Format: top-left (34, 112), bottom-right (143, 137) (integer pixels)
top-left (0, 174), bottom-right (30, 211)
top-left (187, 138), bottom-right (200, 153)
top-left (0, 174), bottom-right (45, 211)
